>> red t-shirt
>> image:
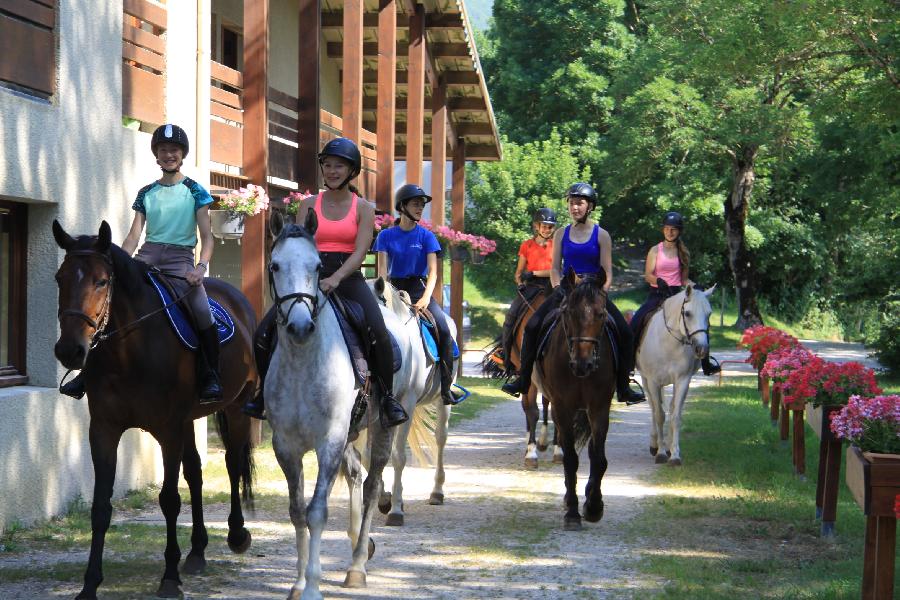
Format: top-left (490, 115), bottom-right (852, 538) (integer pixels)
top-left (518, 238), bottom-right (553, 272)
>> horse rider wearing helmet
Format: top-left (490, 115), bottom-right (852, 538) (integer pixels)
top-left (373, 183), bottom-right (462, 405)
top-left (243, 137), bottom-right (409, 429)
top-left (59, 124), bottom-right (222, 403)
top-left (502, 183), bottom-right (646, 405)
top-left (630, 211), bottom-right (721, 376)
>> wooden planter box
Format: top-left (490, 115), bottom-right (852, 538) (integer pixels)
top-left (845, 446), bottom-right (899, 600)
top-left (806, 403), bottom-right (842, 442)
top-left (809, 404), bottom-right (846, 536)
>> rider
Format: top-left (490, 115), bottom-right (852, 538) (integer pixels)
top-left (630, 211), bottom-right (721, 376)
top-left (59, 123), bottom-right (222, 402)
top-left (373, 183), bottom-right (461, 405)
top-left (500, 207), bottom-right (556, 374)
top-left (242, 137), bottom-right (409, 429)
top-left (501, 183), bottom-right (646, 405)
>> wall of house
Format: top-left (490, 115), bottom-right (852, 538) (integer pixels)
top-left (0, 0), bottom-right (207, 532)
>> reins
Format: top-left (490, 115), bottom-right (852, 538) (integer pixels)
top-left (662, 292), bottom-right (709, 346)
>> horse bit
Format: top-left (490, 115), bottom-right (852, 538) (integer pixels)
top-left (663, 294), bottom-right (709, 346)
top-left (268, 261), bottom-right (321, 326)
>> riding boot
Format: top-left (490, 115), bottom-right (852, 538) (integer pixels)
top-left (502, 335), bottom-right (535, 398)
top-left (243, 307), bottom-right (276, 419)
top-left (701, 355), bottom-right (721, 376)
top-left (59, 371), bottom-right (86, 399)
top-left (197, 325), bottom-right (223, 403)
top-left (440, 361), bottom-right (463, 405)
top-left (379, 389), bottom-right (409, 429)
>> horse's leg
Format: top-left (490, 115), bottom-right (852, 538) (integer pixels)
top-left (180, 421), bottom-right (208, 575)
top-left (523, 386), bottom-right (539, 468)
top-left (77, 423), bottom-right (123, 600)
top-left (644, 378), bottom-right (667, 463)
top-left (583, 408), bottom-right (611, 523)
top-left (273, 436), bottom-right (308, 600)
top-left (667, 377), bottom-right (692, 466)
top-left (221, 404), bottom-right (253, 553)
top-left (536, 391), bottom-right (550, 451)
top-left (342, 443), bottom-right (364, 550)
top-left (156, 436), bottom-right (186, 598)
top-left (386, 417), bottom-right (411, 526)
top-left (345, 426), bottom-right (392, 588)
top-left (304, 439), bottom-right (345, 599)
top-left (429, 400), bottom-right (450, 505)
top-left (554, 410), bottom-right (581, 530)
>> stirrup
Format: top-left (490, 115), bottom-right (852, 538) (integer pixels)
top-left (702, 356), bottom-right (721, 376)
top-left (619, 378), bottom-right (646, 406)
top-left (59, 371), bottom-right (86, 400)
top-left (242, 396), bottom-right (267, 420)
top-left (379, 395), bottom-right (408, 429)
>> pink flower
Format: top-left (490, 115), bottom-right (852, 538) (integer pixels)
top-left (830, 395), bottom-right (900, 454)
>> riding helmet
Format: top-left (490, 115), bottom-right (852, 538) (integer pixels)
top-left (151, 124), bottom-right (190, 157)
top-left (318, 137), bottom-right (362, 177)
top-left (533, 207), bottom-right (557, 225)
top-left (662, 211), bottom-right (685, 230)
top-left (567, 182), bottom-right (597, 205)
top-left (394, 183), bottom-right (432, 212)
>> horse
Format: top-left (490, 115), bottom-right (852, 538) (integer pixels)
top-left (636, 283), bottom-right (716, 466)
top-left (533, 270), bottom-right (617, 530)
top-left (371, 278), bottom-right (458, 525)
top-left (264, 213), bottom-right (436, 599)
top-left (52, 220), bottom-right (257, 600)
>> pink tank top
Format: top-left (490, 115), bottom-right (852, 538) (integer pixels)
top-left (314, 192), bottom-right (358, 253)
top-left (653, 242), bottom-right (682, 287)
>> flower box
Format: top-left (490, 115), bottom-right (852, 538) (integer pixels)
top-left (209, 209), bottom-right (245, 241)
top-left (470, 249), bottom-right (486, 264)
top-left (846, 446), bottom-right (900, 517)
top-left (806, 403), bottom-right (842, 443)
top-left (449, 244), bottom-right (469, 262)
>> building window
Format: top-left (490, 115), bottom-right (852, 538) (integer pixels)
top-left (0, 0), bottom-right (57, 99)
top-left (0, 201), bottom-right (28, 387)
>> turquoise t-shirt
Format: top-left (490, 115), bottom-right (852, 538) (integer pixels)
top-left (132, 177), bottom-right (213, 247)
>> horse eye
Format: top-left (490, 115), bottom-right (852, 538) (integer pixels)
top-left (96, 279), bottom-right (109, 288)
top-left (684, 311), bottom-right (692, 318)
top-left (270, 263), bottom-right (279, 273)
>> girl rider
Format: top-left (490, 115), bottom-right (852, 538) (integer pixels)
top-left (501, 183), bottom-right (646, 405)
top-left (630, 211), bottom-right (721, 376)
top-left (500, 208), bottom-right (557, 374)
top-left (373, 183), bottom-right (461, 405)
top-left (59, 124), bottom-right (222, 402)
top-left (243, 137), bottom-right (409, 429)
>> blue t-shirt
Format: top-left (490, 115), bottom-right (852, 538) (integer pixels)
top-left (132, 177), bottom-right (213, 247)
top-left (373, 224), bottom-right (442, 278)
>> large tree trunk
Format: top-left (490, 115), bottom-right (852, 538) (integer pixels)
top-left (724, 145), bottom-right (764, 329)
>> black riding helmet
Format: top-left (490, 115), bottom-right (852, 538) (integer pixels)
top-left (318, 137), bottom-right (362, 190)
top-left (533, 207), bottom-right (557, 225)
top-left (567, 182), bottom-right (597, 224)
top-left (151, 124), bottom-right (190, 157)
top-left (663, 211), bottom-right (685, 230)
top-left (394, 183), bottom-right (432, 222)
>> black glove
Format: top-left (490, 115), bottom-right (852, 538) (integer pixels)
top-left (552, 285), bottom-right (566, 301)
top-left (521, 270), bottom-right (533, 282)
top-left (656, 277), bottom-right (671, 293)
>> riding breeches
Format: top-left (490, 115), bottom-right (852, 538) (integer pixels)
top-left (134, 242), bottom-right (214, 329)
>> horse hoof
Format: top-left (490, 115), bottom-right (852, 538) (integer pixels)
top-left (343, 570), bottom-right (367, 588)
top-left (378, 492), bottom-right (392, 514)
top-left (428, 492), bottom-right (444, 505)
top-left (536, 442), bottom-right (549, 452)
top-left (649, 446), bottom-right (658, 456)
top-left (552, 453), bottom-right (564, 464)
top-left (385, 513), bottom-right (404, 526)
top-left (655, 453), bottom-right (669, 464)
top-left (75, 591), bottom-right (98, 600)
top-left (228, 528), bottom-right (252, 554)
top-left (583, 504), bottom-right (604, 523)
top-left (182, 552), bottom-right (207, 575)
top-left (156, 579), bottom-right (183, 598)
top-left (564, 516), bottom-right (582, 531)
top-left (524, 457), bottom-right (538, 470)
top-left (821, 522), bottom-right (836, 538)
top-left (287, 587), bottom-right (303, 600)
top-left (667, 457), bottom-right (683, 466)
top-left (368, 538), bottom-right (376, 559)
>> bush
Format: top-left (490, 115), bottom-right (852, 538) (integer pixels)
top-left (869, 300), bottom-right (900, 373)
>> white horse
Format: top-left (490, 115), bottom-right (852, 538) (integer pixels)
top-left (635, 283), bottom-right (716, 466)
top-left (370, 278), bottom-right (458, 525)
top-left (265, 213), bottom-right (433, 600)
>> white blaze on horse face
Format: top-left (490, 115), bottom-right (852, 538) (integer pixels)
top-left (684, 285), bottom-right (713, 357)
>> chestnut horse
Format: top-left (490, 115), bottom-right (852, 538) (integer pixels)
top-left (52, 221), bottom-right (257, 600)
top-left (533, 270), bottom-right (616, 530)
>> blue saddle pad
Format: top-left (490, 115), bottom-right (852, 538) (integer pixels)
top-left (420, 318), bottom-right (460, 362)
top-left (330, 296), bottom-right (402, 386)
top-left (147, 272), bottom-right (235, 351)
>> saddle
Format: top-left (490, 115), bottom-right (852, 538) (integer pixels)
top-left (535, 309), bottom-right (620, 373)
top-left (418, 308), bottom-right (460, 364)
top-left (329, 294), bottom-right (402, 386)
top-left (146, 270), bottom-right (235, 351)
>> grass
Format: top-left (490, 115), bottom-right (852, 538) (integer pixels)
top-left (450, 375), bottom-right (507, 425)
top-left (628, 377), bottom-right (898, 599)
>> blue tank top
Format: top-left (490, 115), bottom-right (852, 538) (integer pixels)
top-left (561, 225), bottom-right (602, 275)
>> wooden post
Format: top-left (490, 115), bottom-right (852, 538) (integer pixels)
top-left (430, 79), bottom-right (447, 304)
top-left (820, 439), bottom-right (843, 537)
top-left (297, 0), bottom-right (320, 195)
top-left (375, 0), bottom-right (396, 213)
top-left (861, 515), bottom-right (897, 600)
top-left (342, 0), bottom-right (364, 143)
top-left (792, 408), bottom-right (805, 476)
top-left (450, 138), bottom-right (466, 369)
top-left (405, 2), bottom-right (425, 184)
top-left (761, 374), bottom-right (769, 406)
top-left (779, 399), bottom-right (790, 442)
top-left (770, 382), bottom-right (780, 424)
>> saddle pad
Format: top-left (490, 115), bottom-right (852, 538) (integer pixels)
top-left (330, 296), bottom-right (402, 386)
top-left (147, 272), bottom-right (235, 351)
top-left (536, 314), bottom-right (620, 373)
top-left (420, 318), bottom-right (460, 362)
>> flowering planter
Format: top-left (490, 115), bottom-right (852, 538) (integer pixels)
top-left (449, 245), bottom-right (469, 262)
top-left (760, 374), bottom-right (770, 406)
top-left (209, 210), bottom-right (245, 241)
top-left (845, 446), bottom-right (899, 600)
top-left (470, 250), bottom-right (486, 265)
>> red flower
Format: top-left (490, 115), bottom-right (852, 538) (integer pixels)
top-left (895, 494), bottom-right (900, 520)
top-left (739, 326), bottom-right (801, 371)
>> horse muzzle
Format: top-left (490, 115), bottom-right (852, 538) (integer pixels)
top-left (54, 337), bottom-right (87, 369)
top-left (283, 316), bottom-right (316, 343)
top-left (569, 357), bottom-right (599, 378)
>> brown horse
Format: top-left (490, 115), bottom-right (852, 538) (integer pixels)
top-left (534, 270), bottom-right (616, 530)
top-left (52, 221), bottom-right (257, 600)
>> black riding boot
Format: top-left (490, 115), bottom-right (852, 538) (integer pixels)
top-left (59, 371), bottom-right (86, 399)
top-left (502, 335), bottom-right (536, 398)
top-left (243, 307), bottom-right (276, 420)
top-left (380, 388), bottom-right (408, 429)
top-left (197, 325), bottom-right (223, 403)
top-left (701, 355), bottom-right (721, 376)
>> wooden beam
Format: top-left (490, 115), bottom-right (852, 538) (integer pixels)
top-left (242, 0), bottom-right (269, 318)
top-left (375, 0), bottom-right (397, 213)
top-left (326, 42), bottom-right (469, 59)
top-left (430, 81), bottom-right (447, 304)
top-left (450, 137), bottom-right (466, 362)
top-left (395, 143), bottom-right (498, 160)
top-left (297, 0), bottom-right (321, 193)
top-left (359, 70), bottom-right (479, 87)
top-left (321, 11), bottom-right (462, 29)
top-left (341, 0), bottom-right (364, 143)
top-left (361, 95), bottom-right (486, 111)
top-left (406, 2), bottom-right (425, 184)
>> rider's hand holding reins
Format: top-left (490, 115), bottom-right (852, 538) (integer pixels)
top-left (186, 264), bottom-right (206, 286)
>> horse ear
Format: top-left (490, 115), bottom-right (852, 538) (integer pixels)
top-left (597, 267), bottom-right (607, 290)
top-left (685, 283), bottom-right (693, 299)
top-left (96, 221), bottom-right (112, 252)
top-left (52, 219), bottom-right (76, 250)
top-left (269, 210), bottom-right (286, 238)
top-left (704, 283), bottom-right (717, 297)
top-left (374, 276), bottom-right (386, 295)
top-left (564, 267), bottom-right (577, 289)
top-left (303, 207), bottom-right (318, 236)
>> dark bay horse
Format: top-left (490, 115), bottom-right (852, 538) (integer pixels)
top-left (52, 220), bottom-right (257, 599)
top-left (533, 270), bottom-right (616, 530)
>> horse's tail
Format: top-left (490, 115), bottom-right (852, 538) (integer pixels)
top-left (572, 410), bottom-right (592, 452)
top-left (407, 401), bottom-right (438, 467)
top-left (215, 410), bottom-right (256, 511)
top-left (480, 336), bottom-right (508, 379)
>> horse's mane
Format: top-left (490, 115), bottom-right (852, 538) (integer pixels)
top-left (273, 223), bottom-right (316, 248)
top-left (566, 277), bottom-right (607, 308)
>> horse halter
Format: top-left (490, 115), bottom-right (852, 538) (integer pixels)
top-left (267, 260), bottom-right (321, 326)
top-left (663, 293), bottom-right (709, 346)
top-left (560, 285), bottom-right (608, 373)
top-left (57, 249), bottom-right (115, 350)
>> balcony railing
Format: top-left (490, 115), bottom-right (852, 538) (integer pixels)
top-left (122, 0), bottom-right (166, 125)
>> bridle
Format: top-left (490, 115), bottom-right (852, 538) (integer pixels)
top-left (560, 284), bottom-right (608, 372)
top-left (57, 250), bottom-right (115, 351)
top-left (662, 292), bottom-right (709, 346)
top-left (268, 253), bottom-right (322, 326)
